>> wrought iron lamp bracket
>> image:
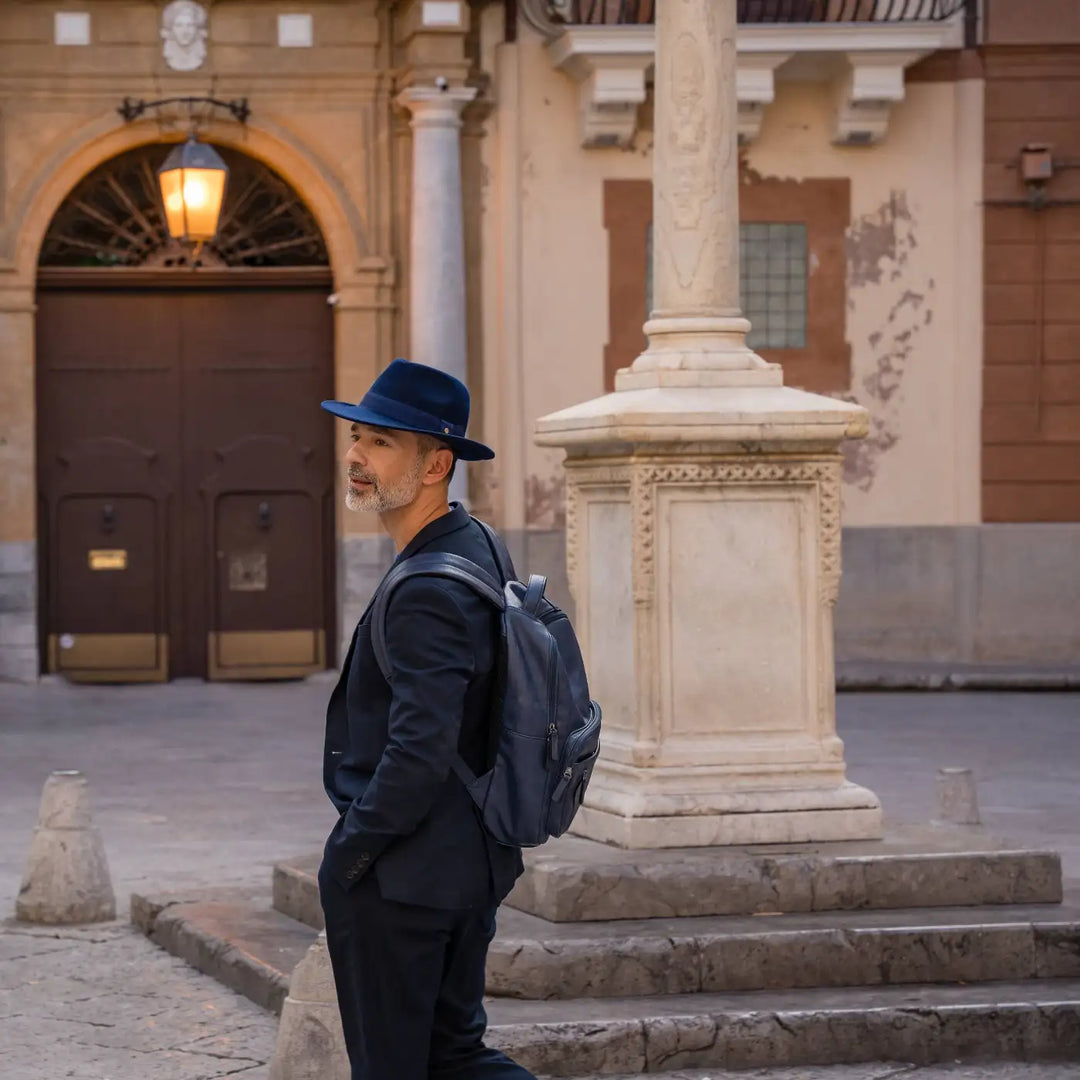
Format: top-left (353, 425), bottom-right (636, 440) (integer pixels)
top-left (117, 96), bottom-right (251, 128)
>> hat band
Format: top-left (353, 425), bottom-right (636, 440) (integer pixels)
top-left (360, 390), bottom-right (464, 439)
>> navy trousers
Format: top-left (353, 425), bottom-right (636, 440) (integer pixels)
top-left (318, 861), bottom-right (536, 1080)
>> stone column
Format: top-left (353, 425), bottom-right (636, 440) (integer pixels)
top-left (397, 85), bottom-right (477, 506)
top-left (640, 0), bottom-right (758, 370)
top-left (536, 0), bottom-right (882, 848)
top-left (0, 283), bottom-right (39, 683)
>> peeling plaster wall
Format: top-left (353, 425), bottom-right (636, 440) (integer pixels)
top-left (484, 22), bottom-right (983, 530)
top-left (745, 79), bottom-right (983, 527)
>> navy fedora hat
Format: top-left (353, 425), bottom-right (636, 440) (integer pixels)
top-left (321, 359), bottom-right (494, 462)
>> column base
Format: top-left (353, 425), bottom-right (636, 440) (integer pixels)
top-left (571, 781), bottom-right (883, 848)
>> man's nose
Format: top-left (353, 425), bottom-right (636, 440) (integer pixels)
top-left (345, 441), bottom-right (365, 465)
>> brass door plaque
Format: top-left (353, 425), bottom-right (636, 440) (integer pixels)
top-left (88, 549), bottom-right (128, 570)
top-left (229, 550), bottom-right (268, 591)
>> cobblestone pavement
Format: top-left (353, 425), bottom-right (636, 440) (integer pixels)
top-left (1, 681), bottom-right (1077, 916)
top-left (0, 680), bottom-right (1078, 1078)
top-left (0, 920), bottom-right (274, 1079)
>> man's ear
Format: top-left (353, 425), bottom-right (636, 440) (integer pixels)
top-left (422, 446), bottom-right (454, 486)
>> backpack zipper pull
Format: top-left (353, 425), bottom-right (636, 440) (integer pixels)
top-left (547, 723), bottom-right (559, 762)
top-left (552, 767), bottom-right (573, 801)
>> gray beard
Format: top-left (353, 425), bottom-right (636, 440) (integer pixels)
top-left (345, 459), bottom-right (423, 514)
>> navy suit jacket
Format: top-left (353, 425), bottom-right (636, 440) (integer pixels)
top-left (322, 504), bottom-right (524, 909)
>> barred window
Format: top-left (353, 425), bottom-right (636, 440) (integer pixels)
top-left (645, 221), bottom-right (808, 350)
top-left (741, 222), bottom-right (807, 349)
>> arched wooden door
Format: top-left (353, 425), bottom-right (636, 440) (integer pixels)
top-left (35, 145), bottom-right (336, 681)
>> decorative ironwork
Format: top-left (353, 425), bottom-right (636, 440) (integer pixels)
top-left (118, 95), bottom-right (251, 125)
top-left (524, 0), bottom-right (965, 28)
top-left (40, 144), bottom-right (328, 269)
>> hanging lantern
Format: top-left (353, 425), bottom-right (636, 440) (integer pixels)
top-left (157, 137), bottom-right (229, 245)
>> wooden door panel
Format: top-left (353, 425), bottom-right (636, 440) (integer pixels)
top-left (181, 287), bottom-right (334, 679)
top-left (36, 290), bottom-right (179, 681)
top-left (55, 495), bottom-right (158, 630)
top-left (50, 494), bottom-right (166, 680)
top-left (209, 491), bottom-right (324, 678)
top-left (36, 282), bottom-right (334, 681)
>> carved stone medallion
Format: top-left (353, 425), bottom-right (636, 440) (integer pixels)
top-left (161, 0), bottom-right (208, 72)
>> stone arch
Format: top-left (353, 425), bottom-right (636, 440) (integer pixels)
top-left (8, 112), bottom-right (368, 283)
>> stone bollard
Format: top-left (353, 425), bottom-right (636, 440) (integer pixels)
top-left (269, 930), bottom-right (350, 1080)
top-left (16, 770), bottom-right (116, 924)
top-left (935, 767), bottom-right (981, 826)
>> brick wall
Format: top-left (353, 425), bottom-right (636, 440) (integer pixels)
top-left (982, 46), bottom-right (1080, 522)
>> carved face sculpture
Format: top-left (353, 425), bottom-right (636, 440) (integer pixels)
top-left (161, 0), bottom-right (207, 71)
top-left (173, 8), bottom-right (198, 46)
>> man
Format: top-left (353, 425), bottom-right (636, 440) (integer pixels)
top-left (318, 359), bottom-right (536, 1080)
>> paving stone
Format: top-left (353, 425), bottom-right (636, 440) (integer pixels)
top-left (0, 919), bottom-right (277, 1080)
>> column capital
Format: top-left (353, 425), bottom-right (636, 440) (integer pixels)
top-left (395, 85), bottom-right (477, 128)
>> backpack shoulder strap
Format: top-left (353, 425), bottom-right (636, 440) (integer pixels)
top-left (472, 517), bottom-right (517, 584)
top-left (369, 552), bottom-right (505, 681)
top-left (370, 552), bottom-right (504, 792)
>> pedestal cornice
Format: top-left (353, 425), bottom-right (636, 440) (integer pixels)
top-left (535, 385), bottom-right (870, 452)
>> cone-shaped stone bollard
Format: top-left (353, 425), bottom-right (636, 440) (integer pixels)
top-left (16, 770), bottom-right (116, 924)
top-left (269, 930), bottom-right (350, 1080)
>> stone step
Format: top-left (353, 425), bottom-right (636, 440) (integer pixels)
top-left (560, 1071), bottom-right (1080, 1080)
top-left (137, 886), bottom-right (1080, 1008)
top-left (490, 982), bottom-right (1080, 1075)
top-left (128, 897), bottom-right (1080, 1078)
top-left (487, 902), bottom-right (1080, 999)
top-left (273, 828), bottom-right (1063, 926)
top-left (132, 890), bottom-right (316, 1015)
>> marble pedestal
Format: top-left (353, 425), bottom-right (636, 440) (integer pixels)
top-left (537, 370), bottom-right (883, 848)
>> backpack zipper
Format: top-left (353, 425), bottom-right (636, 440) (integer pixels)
top-left (561, 703), bottom-right (601, 769)
top-left (552, 767), bottom-right (573, 801)
top-left (545, 637), bottom-right (559, 763)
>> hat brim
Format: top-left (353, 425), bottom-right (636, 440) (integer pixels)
top-left (321, 400), bottom-right (495, 462)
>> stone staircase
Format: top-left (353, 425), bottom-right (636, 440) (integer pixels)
top-left (132, 829), bottom-right (1080, 1075)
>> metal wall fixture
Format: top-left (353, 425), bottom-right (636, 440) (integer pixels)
top-left (118, 96), bottom-right (251, 255)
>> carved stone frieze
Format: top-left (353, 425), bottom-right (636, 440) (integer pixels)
top-left (563, 462), bottom-right (632, 602)
top-left (625, 458), bottom-right (843, 608)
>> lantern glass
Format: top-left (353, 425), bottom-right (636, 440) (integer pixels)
top-left (157, 138), bottom-right (229, 244)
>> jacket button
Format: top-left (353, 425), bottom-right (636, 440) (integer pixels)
top-left (360, 852), bottom-right (371, 862)
top-left (346, 869), bottom-right (357, 879)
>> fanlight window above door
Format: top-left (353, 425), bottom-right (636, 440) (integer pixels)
top-left (40, 144), bottom-right (329, 268)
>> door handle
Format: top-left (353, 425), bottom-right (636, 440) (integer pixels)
top-left (257, 501), bottom-right (272, 531)
top-left (101, 503), bottom-right (116, 535)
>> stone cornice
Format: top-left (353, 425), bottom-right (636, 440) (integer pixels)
top-left (545, 17), bottom-right (965, 148)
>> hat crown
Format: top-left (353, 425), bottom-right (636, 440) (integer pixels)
top-left (320, 358), bottom-right (494, 460)
top-left (364, 359), bottom-right (469, 434)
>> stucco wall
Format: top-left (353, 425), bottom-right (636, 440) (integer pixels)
top-left (0, 0), bottom-right (413, 679)
top-left (481, 20), bottom-right (984, 532)
top-left (748, 77), bottom-right (984, 528)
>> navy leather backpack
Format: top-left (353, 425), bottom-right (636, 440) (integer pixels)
top-left (370, 518), bottom-right (602, 848)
